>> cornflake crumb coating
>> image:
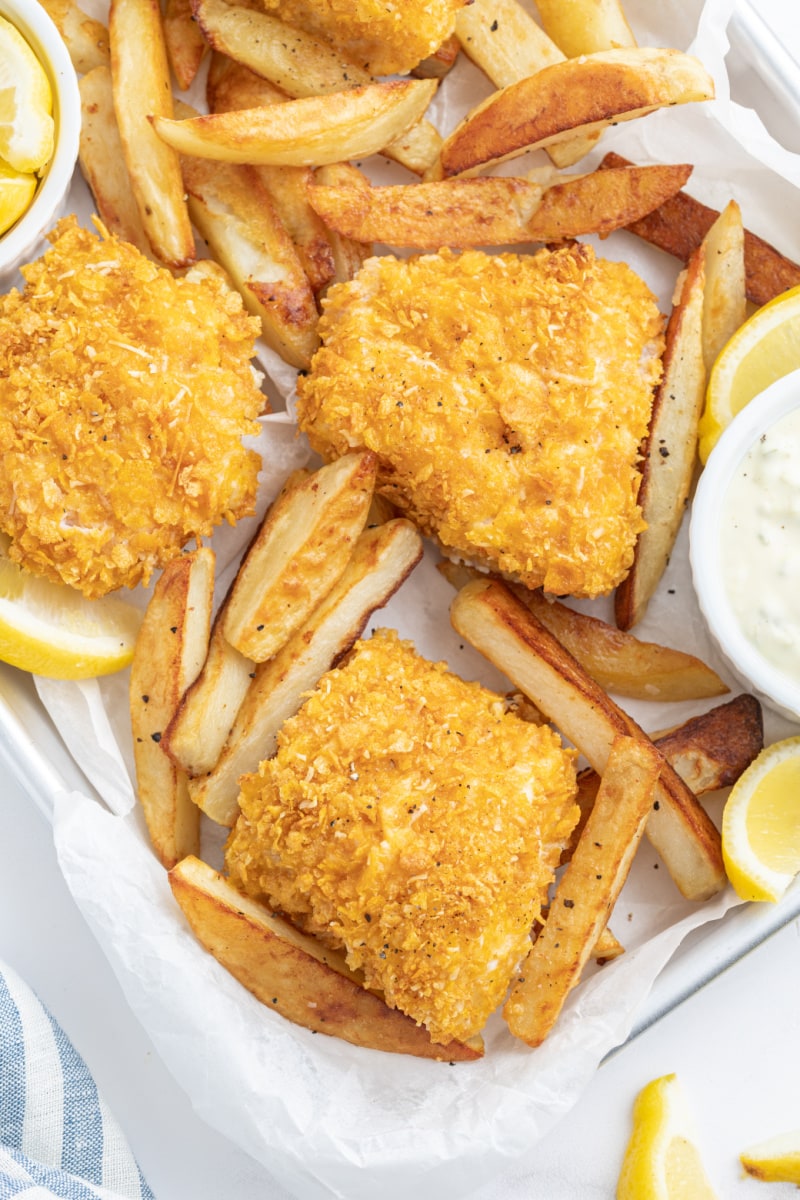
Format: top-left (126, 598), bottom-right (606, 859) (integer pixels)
top-left (0, 218), bottom-right (266, 598)
top-left (225, 629), bottom-right (578, 1045)
top-left (259, 0), bottom-right (466, 75)
top-left (296, 244), bottom-right (665, 598)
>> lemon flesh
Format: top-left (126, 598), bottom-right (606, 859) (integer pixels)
top-left (699, 284), bottom-right (800, 463)
top-left (0, 14), bottom-right (54, 174)
top-left (0, 537), bottom-right (141, 679)
top-left (617, 1074), bottom-right (718, 1200)
top-left (721, 737), bottom-right (800, 902)
top-left (0, 158), bottom-right (36, 235)
top-left (741, 1131), bottom-right (800, 1183)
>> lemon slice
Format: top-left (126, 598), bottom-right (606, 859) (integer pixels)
top-left (741, 1131), bottom-right (800, 1183)
top-left (0, 14), bottom-right (55, 174)
top-left (0, 159), bottom-right (36, 235)
top-left (698, 284), bottom-right (800, 463)
top-left (617, 1074), bottom-right (718, 1199)
top-left (721, 737), bottom-right (800, 903)
top-left (0, 536), bottom-right (141, 679)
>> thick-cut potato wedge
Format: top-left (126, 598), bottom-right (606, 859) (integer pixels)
top-left (151, 79), bottom-right (438, 167)
top-left (701, 200), bottom-right (747, 373)
top-left (109, 0), bottom-right (195, 267)
top-left (450, 578), bottom-right (727, 901)
top-left (568, 693), bottom-right (764, 859)
top-left (39, 0), bottom-right (110, 73)
top-left (505, 735), bottom-right (660, 1047)
top-left (312, 164), bottom-right (373, 287)
top-left (437, 48), bottom-right (714, 179)
top-left (615, 244), bottom-right (707, 631)
top-left (169, 856), bottom-right (482, 1060)
top-left (308, 165), bottom-right (691, 249)
top-left (78, 67), bottom-right (153, 256)
top-left (129, 549), bottom-right (215, 868)
top-left (164, 0), bottom-right (207, 90)
top-left (222, 453), bottom-right (377, 662)
top-left (181, 153), bottom-right (320, 369)
top-left (534, 0), bottom-right (636, 57)
top-left (600, 152), bottom-right (800, 307)
top-left (205, 49), bottom-right (287, 112)
top-left (191, 518), bottom-right (423, 826)
top-left (413, 34), bottom-right (460, 80)
top-left (436, 560), bottom-right (728, 702)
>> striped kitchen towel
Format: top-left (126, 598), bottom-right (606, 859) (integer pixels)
top-left (0, 959), bottom-right (154, 1200)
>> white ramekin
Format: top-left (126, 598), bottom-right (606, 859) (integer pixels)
top-left (690, 368), bottom-right (800, 723)
top-left (0, 0), bottom-right (80, 284)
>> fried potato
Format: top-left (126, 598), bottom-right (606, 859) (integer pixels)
top-left (600, 152), bottom-right (800, 307)
top-left (39, 0), bottom-right (110, 74)
top-left (701, 199), bottom-right (747, 373)
top-left (308, 164), bottom-right (691, 249)
top-left (130, 549), bottom-right (215, 868)
top-left (151, 79), bottom-right (438, 167)
top-left (437, 48), bottom-right (714, 179)
top-left (505, 735), bottom-right (660, 1047)
top-left (437, 560), bottom-right (727, 702)
top-left (615, 244), bottom-right (707, 630)
top-left (413, 33), bottom-right (460, 79)
top-left (164, 0), bottom-right (207, 89)
top-left (78, 66), bottom-right (153, 256)
top-left (594, 925), bottom-right (624, 963)
top-left (190, 518), bottom-right (423, 826)
top-left (181, 152), bottom-right (321, 369)
top-left (312, 163), bottom-right (373, 286)
top-left (450, 578), bottom-right (727, 901)
top-left (109, 0), bottom-right (195, 267)
top-left (170, 856), bottom-right (483, 1060)
top-left (534, 0), bottom-right (636, 57)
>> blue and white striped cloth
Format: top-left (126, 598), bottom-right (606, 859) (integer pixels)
top-left (0, 960), bottom-right (154, 1200)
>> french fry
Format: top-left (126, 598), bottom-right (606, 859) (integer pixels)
top-left (599, 152), bottom-right (800, 307)
top-left (163, 0), bottom-right (207, 90)
top-left (109, 0), bottom-right (195, 267)
top-left (190, 518), bottom-right (423, 826)
top-left (615, 243), bottom-right (707, 631)
top-left (436, 559), bottom-right (728, 702)
top-left (504, 735), bottom-right (660, 1047)
top-left (533, 0), bottom-right (636, 57)
top-left (181, 152), bottom-right (321, 369)
top-left (129, 549), bottom-right (215, 868)
top-left (450, 578), bottom-right (727, 901)
top-left (169, 855), bottom-right (483, 1060)
top-left (39, 0), bottom-right (110, 74)
top-left (222, 452), bottom-right (377, 662)
top-left (701, 200), bottom-right (747, 373)
top-left (436, 48), bottom-right (714, 179)
top-left (78, 66), bottom-right (153, 256)
top-left (594, 926), bottom-right (625, 963)
top-left (413, 34), bottom-right (460, 80)
top-left (307, 165), bottom-right (691, 249)
top-left (151, 79), bottom-right (438, 167)
top-left (312, 163), bottom-right (374, 285)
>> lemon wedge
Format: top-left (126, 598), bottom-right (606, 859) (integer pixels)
top-left (0, 158), bottom-right (37, 235)
top-left (617, 1074), bottom-right (718, 1200)
top-left (721, 737), bottom-right (800, 903)
top-left (0, 14), bottom-right (55, 174)
top-left (0, 535), bottom-right (141, 679)
top-left (741, 1131), bottom-right (800, 1183)
top-left (698, 284), bottom-right (800, 463)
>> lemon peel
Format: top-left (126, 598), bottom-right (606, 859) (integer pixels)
top-left (0, 14), bottom-right (54, 174)
top-left (740, 1131), bottom-right (800, 1183)
top-left (617, 1074), bottom-right (718, 1200)
top-left (721, 737), bottom-right (800, 902)
top-left (699, 284), bottom-right (800, 463)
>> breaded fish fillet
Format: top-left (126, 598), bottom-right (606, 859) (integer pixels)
top-left (260, 0), bottom-right (465, 75)
top-left (0, 219), bottom-right (266, 598)
top-left (296, 244), bottom-right (665, 598)
top-left (225, 629), bottom-right (578, 1045)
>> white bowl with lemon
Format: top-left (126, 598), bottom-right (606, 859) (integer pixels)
top-left (0, 0), bottom-right (80, 282)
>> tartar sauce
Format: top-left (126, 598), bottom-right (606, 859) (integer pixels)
top-left (721, 405), bottom-right (800, 683)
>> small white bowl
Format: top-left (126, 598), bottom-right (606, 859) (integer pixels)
top-left (690, 368), bottom-right (800, 723)
top-left (0, 0), bottom-right (80, 284)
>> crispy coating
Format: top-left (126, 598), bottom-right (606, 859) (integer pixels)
top-left (0, 219), bottom-right (266, 598)
top-left (260, 0), bottom-right (466, 75)
top-left (296, 245), bottom-right (665, 598)
top-left (225, 629), bottom-right (578, 1045)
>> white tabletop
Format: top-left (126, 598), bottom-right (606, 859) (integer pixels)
top-left (3, 2), bottom-right (800, 1197)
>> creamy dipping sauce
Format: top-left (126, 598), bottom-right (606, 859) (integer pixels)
top-left (721, 405), bottom-right (800, 683)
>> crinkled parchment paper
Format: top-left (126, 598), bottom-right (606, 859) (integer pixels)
top-left (20, 0), bottom-right (800, 1195)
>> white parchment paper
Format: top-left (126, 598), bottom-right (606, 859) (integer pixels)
top-left (21, 0), bottom-right (800, 1195)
